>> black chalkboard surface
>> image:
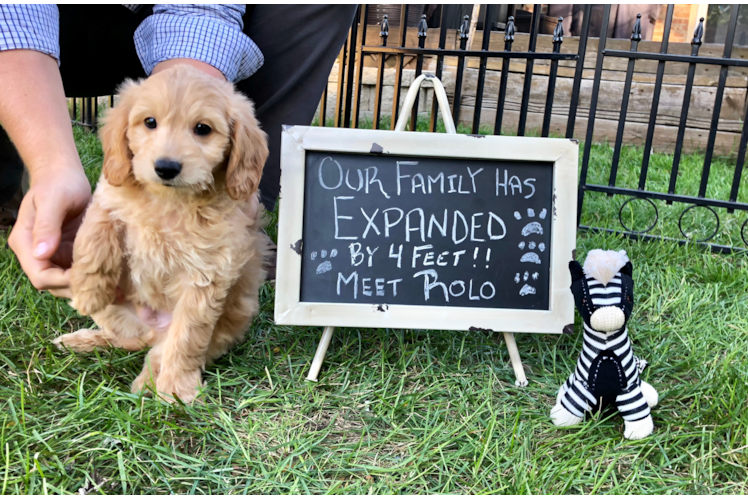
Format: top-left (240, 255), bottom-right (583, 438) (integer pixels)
top-left (299, 151), bottom-right (554, 310)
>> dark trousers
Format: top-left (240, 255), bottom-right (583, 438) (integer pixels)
top-left (0, 4), bottom-right (357, 211)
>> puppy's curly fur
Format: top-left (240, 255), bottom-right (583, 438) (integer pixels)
top-left (54, 65), bottom-right (270, 403)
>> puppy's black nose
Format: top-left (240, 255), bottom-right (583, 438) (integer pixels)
top-left (154, 158), bottom-right (182, 180)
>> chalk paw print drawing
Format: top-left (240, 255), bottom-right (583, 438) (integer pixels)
top-left (514, 208), bottom-right (548, 296)
top-left (310, 248), bottom-right (338, 274)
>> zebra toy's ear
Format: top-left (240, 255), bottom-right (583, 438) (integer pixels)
top-left (621, 261), bottom-right (633, 277)
top-left (569, 260), bottom-right (590, 324)
top-left (569, 260), bottom-right (585, 282)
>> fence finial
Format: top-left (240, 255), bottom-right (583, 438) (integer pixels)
top-left (553, 17), bottom-right (564, 44)
top-left (380, 14), bottom-right (389, 39)
top-left (692, 17), bottom-right (704, 46)
top-left (631, 13), bottom-right (642, 42)
top-left (505, 16), bottom-right (515, 43)
top-left (418, 14), bottom-right (428, 38)
top-left (459, 15), bottom-right (470, 40)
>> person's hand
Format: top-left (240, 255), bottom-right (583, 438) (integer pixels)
top-left (8, 166), bottom-right (91, 298)
top-left (1, 50), bottom-right (91, 298)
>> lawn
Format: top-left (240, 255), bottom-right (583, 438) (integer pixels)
top-left (0, 125), bottom-right (746, 494)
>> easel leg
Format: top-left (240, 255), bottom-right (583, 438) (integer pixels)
top-left (502, 332), bottom-right (528, 387)
top-left (306, 326), bottom-right (335, 382)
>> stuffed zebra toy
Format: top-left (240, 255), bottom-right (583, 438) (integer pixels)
top-left (550, 249), bottom-right (658, 440)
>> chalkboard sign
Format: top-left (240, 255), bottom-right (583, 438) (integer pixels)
top-left (301, 151), bottom-right (554, 310)
top-left (275, 126), bottom-right (578, 334)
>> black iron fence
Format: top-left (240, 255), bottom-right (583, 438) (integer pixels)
top-left (71, 4), bottom-right (748, 253)
top-left (321, 4), bottom-right (748, 253)
top-left (70, 96), bottom-right (114, 131)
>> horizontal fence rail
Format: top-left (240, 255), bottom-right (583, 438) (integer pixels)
top-left (70, 4), bottom-right (748, 253)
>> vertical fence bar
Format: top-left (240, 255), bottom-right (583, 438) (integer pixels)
top-left (639, 5), bottom-right (674, 191)
top-left (699, 5), bottom-right (739, 198)
top-left (342, 6), bottom-right (360, 129)
top-left (109, 95), bottom-right (114, 108)
top-left (668, 18), bottom-right (703, 200)
top-left (390, 5), bottom-right (409, 130)
top-left (372, 15), bottom-right (389, 130)
top-left (451, 15), bottom-right (470, 128)
top-left (729, 79), bottom-right (748, 212)
top-left (542, 18), bottom-right (564, 138)
top-left (319, 84), bottom-right (328, 127)
top-left (493, 17), bottom-right (515, 136)
top-left (608, 14), bottom-right (643, 191)
top-left (84, 97), bottom-right (94, 129)
top-left (566, 4), bottom-right (591, 139)
top-left (334, 34), bottom-right (348, 128)
top-left (92, 96), bottom-right (98, 132)
top-left (472, 5), bottom-right (492, 134)
top-left (409, 14), bottom-right (428, 131)
top-left (429, 8), bottom-right (448, 132)
top-left (72, 98), bottom-right (77, 122)
top-left (728, 100), bottom-right (748, 211)
top-left (517, 4), bottom-right (541, 136)
top-left (352, 5), bottom-right (369, 129)
top-left (577, 4), bottom-right (611, 226)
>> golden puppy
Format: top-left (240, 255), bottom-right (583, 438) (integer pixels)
top-left (54, 65), bottom-right (270, 403)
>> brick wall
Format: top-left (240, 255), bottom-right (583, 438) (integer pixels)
top-left (652, 4), bottom-right (707, 43)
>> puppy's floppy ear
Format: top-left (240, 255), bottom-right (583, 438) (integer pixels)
top-left (100, 79), bottom-right (138, 186)
top-left (226, 92), bottom-right (269, 200)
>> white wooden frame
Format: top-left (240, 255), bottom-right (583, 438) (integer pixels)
top-left (276, 126), bottom-right (578, 333)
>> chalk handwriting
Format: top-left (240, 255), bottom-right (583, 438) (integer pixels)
top-left (305, 153), bottom-right (553, 309)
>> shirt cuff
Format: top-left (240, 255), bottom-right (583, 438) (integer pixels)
top-left (134, 12), bottom-right (264, 83)
top-left (0, 4), bottom-right (60, 65)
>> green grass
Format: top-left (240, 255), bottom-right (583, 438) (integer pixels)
top-left (0, 125), bottom-right (747, 494)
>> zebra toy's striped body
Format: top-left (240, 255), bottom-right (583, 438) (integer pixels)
top-left (551, 250), bottom-right (658, 440)
top-left (558, 273), bottom-right (650, 422)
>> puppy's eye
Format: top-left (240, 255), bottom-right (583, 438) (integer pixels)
top-left (144, 117), bottom-right (157, 129)
top-left (194, 123), bottom-right (212, 136)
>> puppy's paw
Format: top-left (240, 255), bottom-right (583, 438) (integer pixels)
top-left (131, 350), bottom-right (163, 394)
top-left (52, 329), bottom-right (110, 353)
top-left (70, 288), bottom-right (115, 317)
top-left (69, 268), bottom-right (116, 316)
top-left (131, 367), bottom-right (158, 395)
top-left (155, 369), bottom-right (204, 405)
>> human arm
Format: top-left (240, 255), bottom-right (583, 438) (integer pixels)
top-left (3, 49), bottom-right (92, 297)
top-left (135, 4), bottom-right (263, 83)
top-left (0, 5), bottom-right (88, 296)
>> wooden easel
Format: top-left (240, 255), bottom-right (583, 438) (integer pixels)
top-left (305, 74), bottom-right (528, 387)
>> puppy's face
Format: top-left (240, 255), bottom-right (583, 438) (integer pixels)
top-left (100, 65), bottom-right (269, 200)
top-left (128, 76), bottom-right (231, 191)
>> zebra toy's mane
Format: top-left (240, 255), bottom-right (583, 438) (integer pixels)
top-left (583, 249), bottom-right (629, 285)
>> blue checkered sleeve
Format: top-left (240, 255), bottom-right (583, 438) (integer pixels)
top-left (0, 4), bottom-right (60, 64)
top-left (134, 4), bottom-right (264, 83)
